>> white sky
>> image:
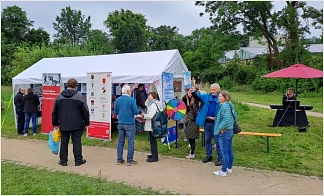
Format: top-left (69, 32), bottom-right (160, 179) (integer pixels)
top-left (1, 1), bottom-right (323, 41)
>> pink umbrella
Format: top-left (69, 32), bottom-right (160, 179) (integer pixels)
top-left (262, 64), bottom-right (323, 79)
top-left (262, 63), bottom-right (323, 127)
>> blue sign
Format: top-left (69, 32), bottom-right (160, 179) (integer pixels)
top-left (183, 71), bottom-right (192, 89)
top-left (162, 72), bottom-right (175, 103)
top-left (165, 126), bottom-right (178, 144)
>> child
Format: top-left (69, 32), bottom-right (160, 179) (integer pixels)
top-left (183, 103), bottom-right (199, 159)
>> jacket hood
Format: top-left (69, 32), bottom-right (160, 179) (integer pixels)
top-left (61, 89), bottom-right (78, 98)
top-left (25, 93), bottom-right (36, 100)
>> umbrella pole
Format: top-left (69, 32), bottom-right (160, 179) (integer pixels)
top-left (294, 79), bottom-right (298, 127)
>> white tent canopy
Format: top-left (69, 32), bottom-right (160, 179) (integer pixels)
top-left (12, 49), bottom-right (189, 99)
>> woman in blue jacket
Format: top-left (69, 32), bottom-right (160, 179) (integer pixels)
top-left (213, 90), bottom-right (237, 177)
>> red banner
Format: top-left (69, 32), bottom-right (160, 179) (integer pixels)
top-left (41, 86), bottom-right (60, 134)
top-left (87, 121), bottom-right (111, 140)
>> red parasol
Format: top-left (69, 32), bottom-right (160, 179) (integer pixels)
top-left (261, 64), bottom-right (323, 79)
top-left (261, 63), bottom-right (323, 127)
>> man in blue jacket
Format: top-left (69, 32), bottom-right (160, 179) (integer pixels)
top-left (114, 84), bottom-right (139, 166)
top-left (190, 83), bottom-right (222, 166)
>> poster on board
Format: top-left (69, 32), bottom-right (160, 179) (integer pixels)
top-left (87, 72), bottom-right (112, 140)
top-left (183, 71), bottom-right (192, 90)
top-left (41, 73), bottom-right (61, 134)
top-left (162, 72), bottom-right (175, 103)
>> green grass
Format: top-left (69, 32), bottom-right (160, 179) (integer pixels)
top-left (1, 85), bottom-right (323, 179)
top-left (1, 161), bottom-right (172, 195)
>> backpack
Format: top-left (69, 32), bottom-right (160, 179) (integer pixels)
top-left (151, 103), bottom-right (168, 138)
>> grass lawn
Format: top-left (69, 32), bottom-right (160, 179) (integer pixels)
top-left (1, 161), bottom-right (172, 195)
top-left (1, 85), bottom-right (323, 180)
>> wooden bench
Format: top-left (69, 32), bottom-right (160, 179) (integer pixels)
top-left (199, 129), bottom-right (281, 153)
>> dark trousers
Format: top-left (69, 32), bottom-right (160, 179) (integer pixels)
top-left (148, 131), bottom-right (158, 160)
top-left (189, 139), bottom-right (196, 155)
top-left (16, 110), bottom-right (25, 134)
top-left (60, 129), bottom-right (84, 163)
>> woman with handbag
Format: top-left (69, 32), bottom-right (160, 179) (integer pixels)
top-left (213, 90), bottom-right (237, 177)
top-left (140, 92), bottom-right (162, 162)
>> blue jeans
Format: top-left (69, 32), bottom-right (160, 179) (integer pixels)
top-left (219, 130), bottom-right (234, 172)
top-left (204, 122), bottom-right (222, 160)
top-left (24, 112), bottom-right (37, 134)
top-left (117, 124), bottom-right (136, 163)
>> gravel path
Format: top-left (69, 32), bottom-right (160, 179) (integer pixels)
top-left (1, 137), bottom-right (322, 195)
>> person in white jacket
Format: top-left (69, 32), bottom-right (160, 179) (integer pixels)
top-left (140, 91), bottom-right (162, 162)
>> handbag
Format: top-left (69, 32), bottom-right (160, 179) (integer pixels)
top-left (151, 103), bottom-right (168, 138)
top-left (229, 104), bottom-right (241, 134)
top-left (47, 131), bottom-right (60, 155)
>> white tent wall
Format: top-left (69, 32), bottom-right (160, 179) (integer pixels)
top-left (12, 49), bottom-right (189, 128)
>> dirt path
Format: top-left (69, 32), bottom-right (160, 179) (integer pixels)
top-left (242, 102), bottom-right (323, 118)
top-left (1, 137), bottom-right (322, 195)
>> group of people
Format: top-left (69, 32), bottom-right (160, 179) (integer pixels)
top-left (181, 83), bottom-right (237, 177)
top-left (15, 78), bottom-right (238, 174)
top-left (114, 84), bottom-right (162, 165)
top-left (14, 87), bottom-right (40, 136)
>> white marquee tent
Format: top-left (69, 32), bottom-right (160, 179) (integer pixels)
top-left (12, 49), bottom-right (189, 104)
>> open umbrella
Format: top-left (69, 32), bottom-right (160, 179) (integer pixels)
top-left (261, 63), bottom-right (323, 126)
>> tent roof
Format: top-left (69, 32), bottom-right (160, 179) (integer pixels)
top-left (12, 49), bottom-right (188, 85)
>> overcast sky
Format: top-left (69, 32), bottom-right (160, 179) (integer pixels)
top-left (1, 1), bottom-right (323, 41)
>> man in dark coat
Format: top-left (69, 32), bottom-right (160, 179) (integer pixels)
top-left (14, 88), bottom-right (26, 135)
top-left (134, 84), bottom-right (146, 133)
top-left (52, 78), bottom-right (90, 167)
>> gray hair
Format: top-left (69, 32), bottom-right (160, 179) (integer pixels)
top-left (210, 83), bottom-right (220, 90)
top-left (122, 84), bottom-right (131, 94)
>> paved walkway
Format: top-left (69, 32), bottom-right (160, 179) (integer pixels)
top-left (1, 137), bottom-right (322, 195)
top-left (242, 102), bottom-right (323, 118)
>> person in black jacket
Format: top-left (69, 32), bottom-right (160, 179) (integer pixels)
top-left (52, 78), bottom-right (90, 167)
top-left (23, 88), bottom-right (40, 136)
top-left (14, 88), bottom-right (26, 135)
top-left (134, 83), bottom-right (146, 133)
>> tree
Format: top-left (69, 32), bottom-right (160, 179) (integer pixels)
top-left (104, 9), bottom-right (147, 53)
top-left (53, 6), bottom-right (91, 46)
top-left (25, 28), bottom-right (50, 47)
top-left (196, 1), bottom-right (323, 69)
top-left (147, 25), bottom-right (179, 51)
top-left (83, 29), bottom-right (114, 54)
top-left (1, 5), bottom-right (33, 44)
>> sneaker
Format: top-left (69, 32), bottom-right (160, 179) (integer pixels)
top-left (127, 160), bottom-right (138, 166)
top-left (23, 133), bottom-right (28, 136)
top-left (202, 156), bottom-right (212, 163)
top-left (186, 154), bottom-right (195, 159)
top-left (213, 170), bottom-right (227, 177)
top-left (215, 159), bottom-right (222, 166)
top-left (33, 133), bottom-right (36, 136)
top-left (117, 160), bottom-right (125, 165)
top-left (227, 168), bottom-right (233, 174)
top-left (58, 160), bottom-right (67, 166)
top-left (188, 143), bottom-right (191, 148)
top-left (75, 159), bottom-right (86, 166)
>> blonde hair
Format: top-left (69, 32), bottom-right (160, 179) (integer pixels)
top-left (220, 90), bottom-right (231, 102)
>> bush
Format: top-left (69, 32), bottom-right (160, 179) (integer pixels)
top-left (218, 76), bottom-right (237, 90)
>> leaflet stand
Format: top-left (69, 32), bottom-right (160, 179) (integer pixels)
top-left (170, 120), bottom-right (183, 151)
